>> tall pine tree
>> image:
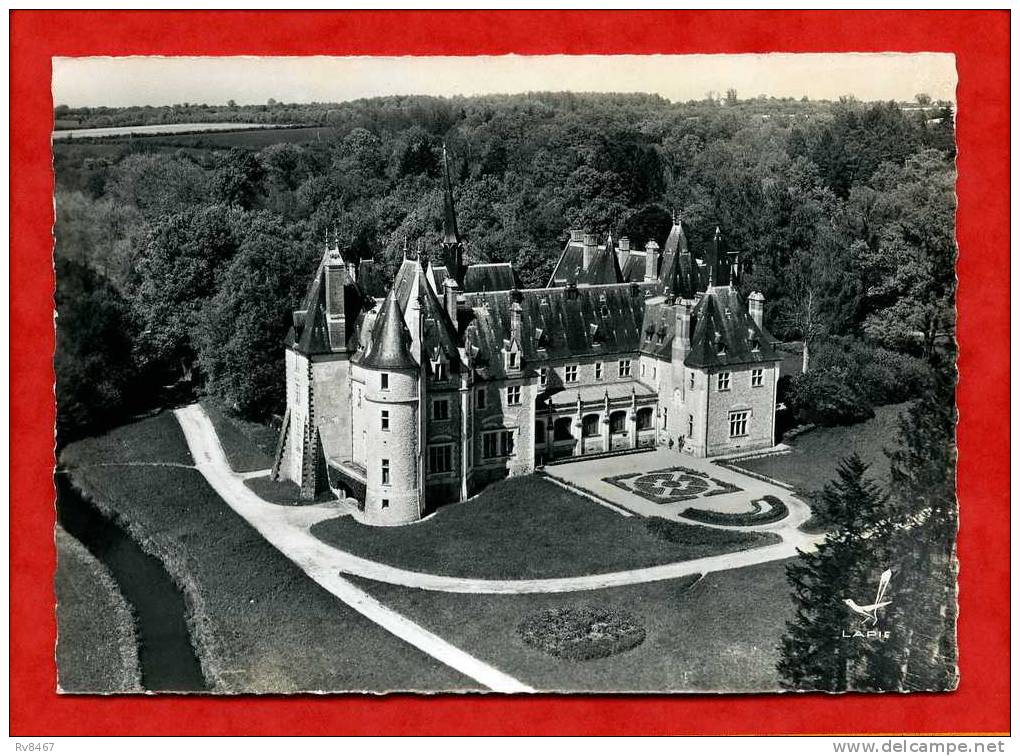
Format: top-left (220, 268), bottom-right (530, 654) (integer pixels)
top-left (778, 455), bottom-right (892, 691)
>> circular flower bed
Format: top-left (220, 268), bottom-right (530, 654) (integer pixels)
top-left (517, 606), bottom-right (646, 660)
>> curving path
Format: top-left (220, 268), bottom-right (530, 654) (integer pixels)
top-left (175, 404), bottom-right (821, 597)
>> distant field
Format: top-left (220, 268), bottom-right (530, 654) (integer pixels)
top-left (733, 402), bottom-right (908, 496)
top-left (54, 124), bottom-right (338, 152)
top-left (53, 122), bottom-right (279, 139)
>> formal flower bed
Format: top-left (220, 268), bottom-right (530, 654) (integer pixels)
top-left (604, 466), bottom-right (742, 504)
top-left (517, 606), bottom-right (646, 661)
top-left (682, 495), bottom-right (789, 527)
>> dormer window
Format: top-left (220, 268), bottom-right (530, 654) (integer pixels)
top-left (508, 350), bottom-right (519, 369)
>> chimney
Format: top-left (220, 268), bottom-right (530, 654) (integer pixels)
top-left (443, 277), bottom-right (460, 325)
top-left (644, 240), bottom-right (660, 282)
top-left (582, 233), bottom-right (597, 271)
top-left (324, 248), bottom-right (348, 352)
top-left (673, 299), bottom-right (692, 365)
top-left (748, 291), bottom-right (764, 330)
top-left (615, 236), bottom-right (631, 267)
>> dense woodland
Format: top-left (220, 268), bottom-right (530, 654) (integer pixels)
top-left (54, 92), bottom-right (956, 440)
top-left (54, 90), bottom-right (959, 693)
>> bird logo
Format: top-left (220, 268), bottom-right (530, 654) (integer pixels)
top-left (844, 569), bottom-right (893, 626)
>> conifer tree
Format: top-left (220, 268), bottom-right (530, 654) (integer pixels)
top-left (778, 455), bottom-right (891, 691)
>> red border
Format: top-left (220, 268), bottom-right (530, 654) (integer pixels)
top-left (11, 10), bottom-right (1010, 736)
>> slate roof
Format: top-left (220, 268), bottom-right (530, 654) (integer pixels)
top-left (358, 289), bottom-right (418, 370)
top-left (358, 255), bottom-right (462, 372)
top-left (461, 283), bottom-right (649, 380)
top-left (547, 236), bottom-right (625, 287)
top-left (684, 286), bottom-right (780, 369)
top-left (463, 262), bottom-right (521, 293)
top-left (285, 251), bottom-right (368, 356)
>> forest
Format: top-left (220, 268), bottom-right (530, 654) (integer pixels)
top-left (53, 91), bottom-right (956, 442)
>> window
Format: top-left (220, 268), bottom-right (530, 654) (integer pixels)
top-left (752, 368), bottom-right (764, 388)
top-left (652, 365), bottom-right (657, 380)
top-left (717, 372), bottom-right (731, 391)
top-left (640, 362), bottom-right (646, 377)
top-left (582, 414), bottom-right (599, 438)
top-left (609, 411), bottom-right (627, 434)
top-left (381, 459), bottom-right (390, 485)
top-left (380, 373), bottom-right (389, 390)
top-left (637, 407), bottom-right (653, 430)
top-left (483, 430), bottom-right (515, 459)
top-left (688, 414), bottom-right (694, 437)
top-left (595, 362), bottom-right (604, 380)
top-left (729, 411), bottom-right (749, 438)
top-left (476, 388), bottom-right (486, 409)
top-left (539, 367), bottom-right (548, 387)
top-left (428, 444), bottom-right (454, 475)
top-left (433, 360), bottom-right (447, 381)
top-left (619, 359), bottom-right (632, 377)
top-left (663, 408), bottom-right (668, 430)
top-left (380, 410), bottom-right (390, 431)
top-left (508, 350), bottom-right (519, 370)
top-left (535, 419), bottom-right (545, 442)
top-left (381, 499), bottom-right (389, 509)
top-left (554, 417), bottom-right (574, 441)
top-left (689, 372), bottom-right (695, 390)
top-left (432, 398), bottom-right (450, 420)
top-left (565, 365), bottom-right (579, 383)
top-left (506, 385), bottom-right (522, 406)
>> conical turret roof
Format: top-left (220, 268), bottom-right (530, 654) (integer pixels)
top-left (359, 288), bottom-right (418, 371)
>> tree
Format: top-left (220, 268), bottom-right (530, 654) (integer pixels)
top-left (193, 214), bottom-right (320, 419)
top-left (209, 148), bottom-right (266, 210)
top-left (778, 455), bottom-right (892, 691)
top-left (132, 205), bottom-right (243, 382)
top-left (55, 258), bottom-right (138, 442)
top-left (860, 150), bottom-right (956, 358)
top-left (865, 364), bottom-right (958, 691)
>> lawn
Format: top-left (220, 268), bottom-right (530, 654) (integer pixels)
top-left (311, 476), bottom-right (780, 580)
top-left (62, 418), bottom-right (472, 693)
top-left (734, 402), bottom-right (908, 497)
top-left (200, 399), bottom-right (277, 473)
top-left (353, 558), bottom-right (795, 692)
top-left (59, 410), bottom-right (194, 467)
top-left (55, 525), bottom-right (142, 693)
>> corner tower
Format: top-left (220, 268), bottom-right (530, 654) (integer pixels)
top-left (355, 289), bottom-right (424, 525)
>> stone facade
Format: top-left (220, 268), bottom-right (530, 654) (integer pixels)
top-left (273, 168), bottom-right (783, 525)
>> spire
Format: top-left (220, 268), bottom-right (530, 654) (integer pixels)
top-left (360, 289), bottom-right (417, 370)
top-left (441, 144), bottom-right (460, 247)
top-left (708, 226), bottom-right (729, 287)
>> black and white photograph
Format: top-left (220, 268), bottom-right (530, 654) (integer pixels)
top-left (51, 52), bottom-right (959, 695)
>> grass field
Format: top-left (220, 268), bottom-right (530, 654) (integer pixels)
top-left (734, 402), bottom-right (908, 497)
top-left (311, 476), bottom-right (780, 580)
top-left (61, 415), bottom-right (472, 693)
top-left (200, 400), bottom-right (277, 473)
top-left (55, 525), bottom-right (142, 693)
top-left (354, 559), bottom-right (794, 692)
top-left (60, 410), bottom-right (195, 467)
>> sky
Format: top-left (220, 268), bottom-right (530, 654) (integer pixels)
top-left (52, 53), bottom-right (957, 108)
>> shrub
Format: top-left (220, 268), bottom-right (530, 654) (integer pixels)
top-left (812, 336), bottom-right (931, 405)
top-left (517, 606), bottom-right (646, 660)
top-left (787, 370), bottom-right (875, 427)
top-left (644, 517), bottom-right (782, 549)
